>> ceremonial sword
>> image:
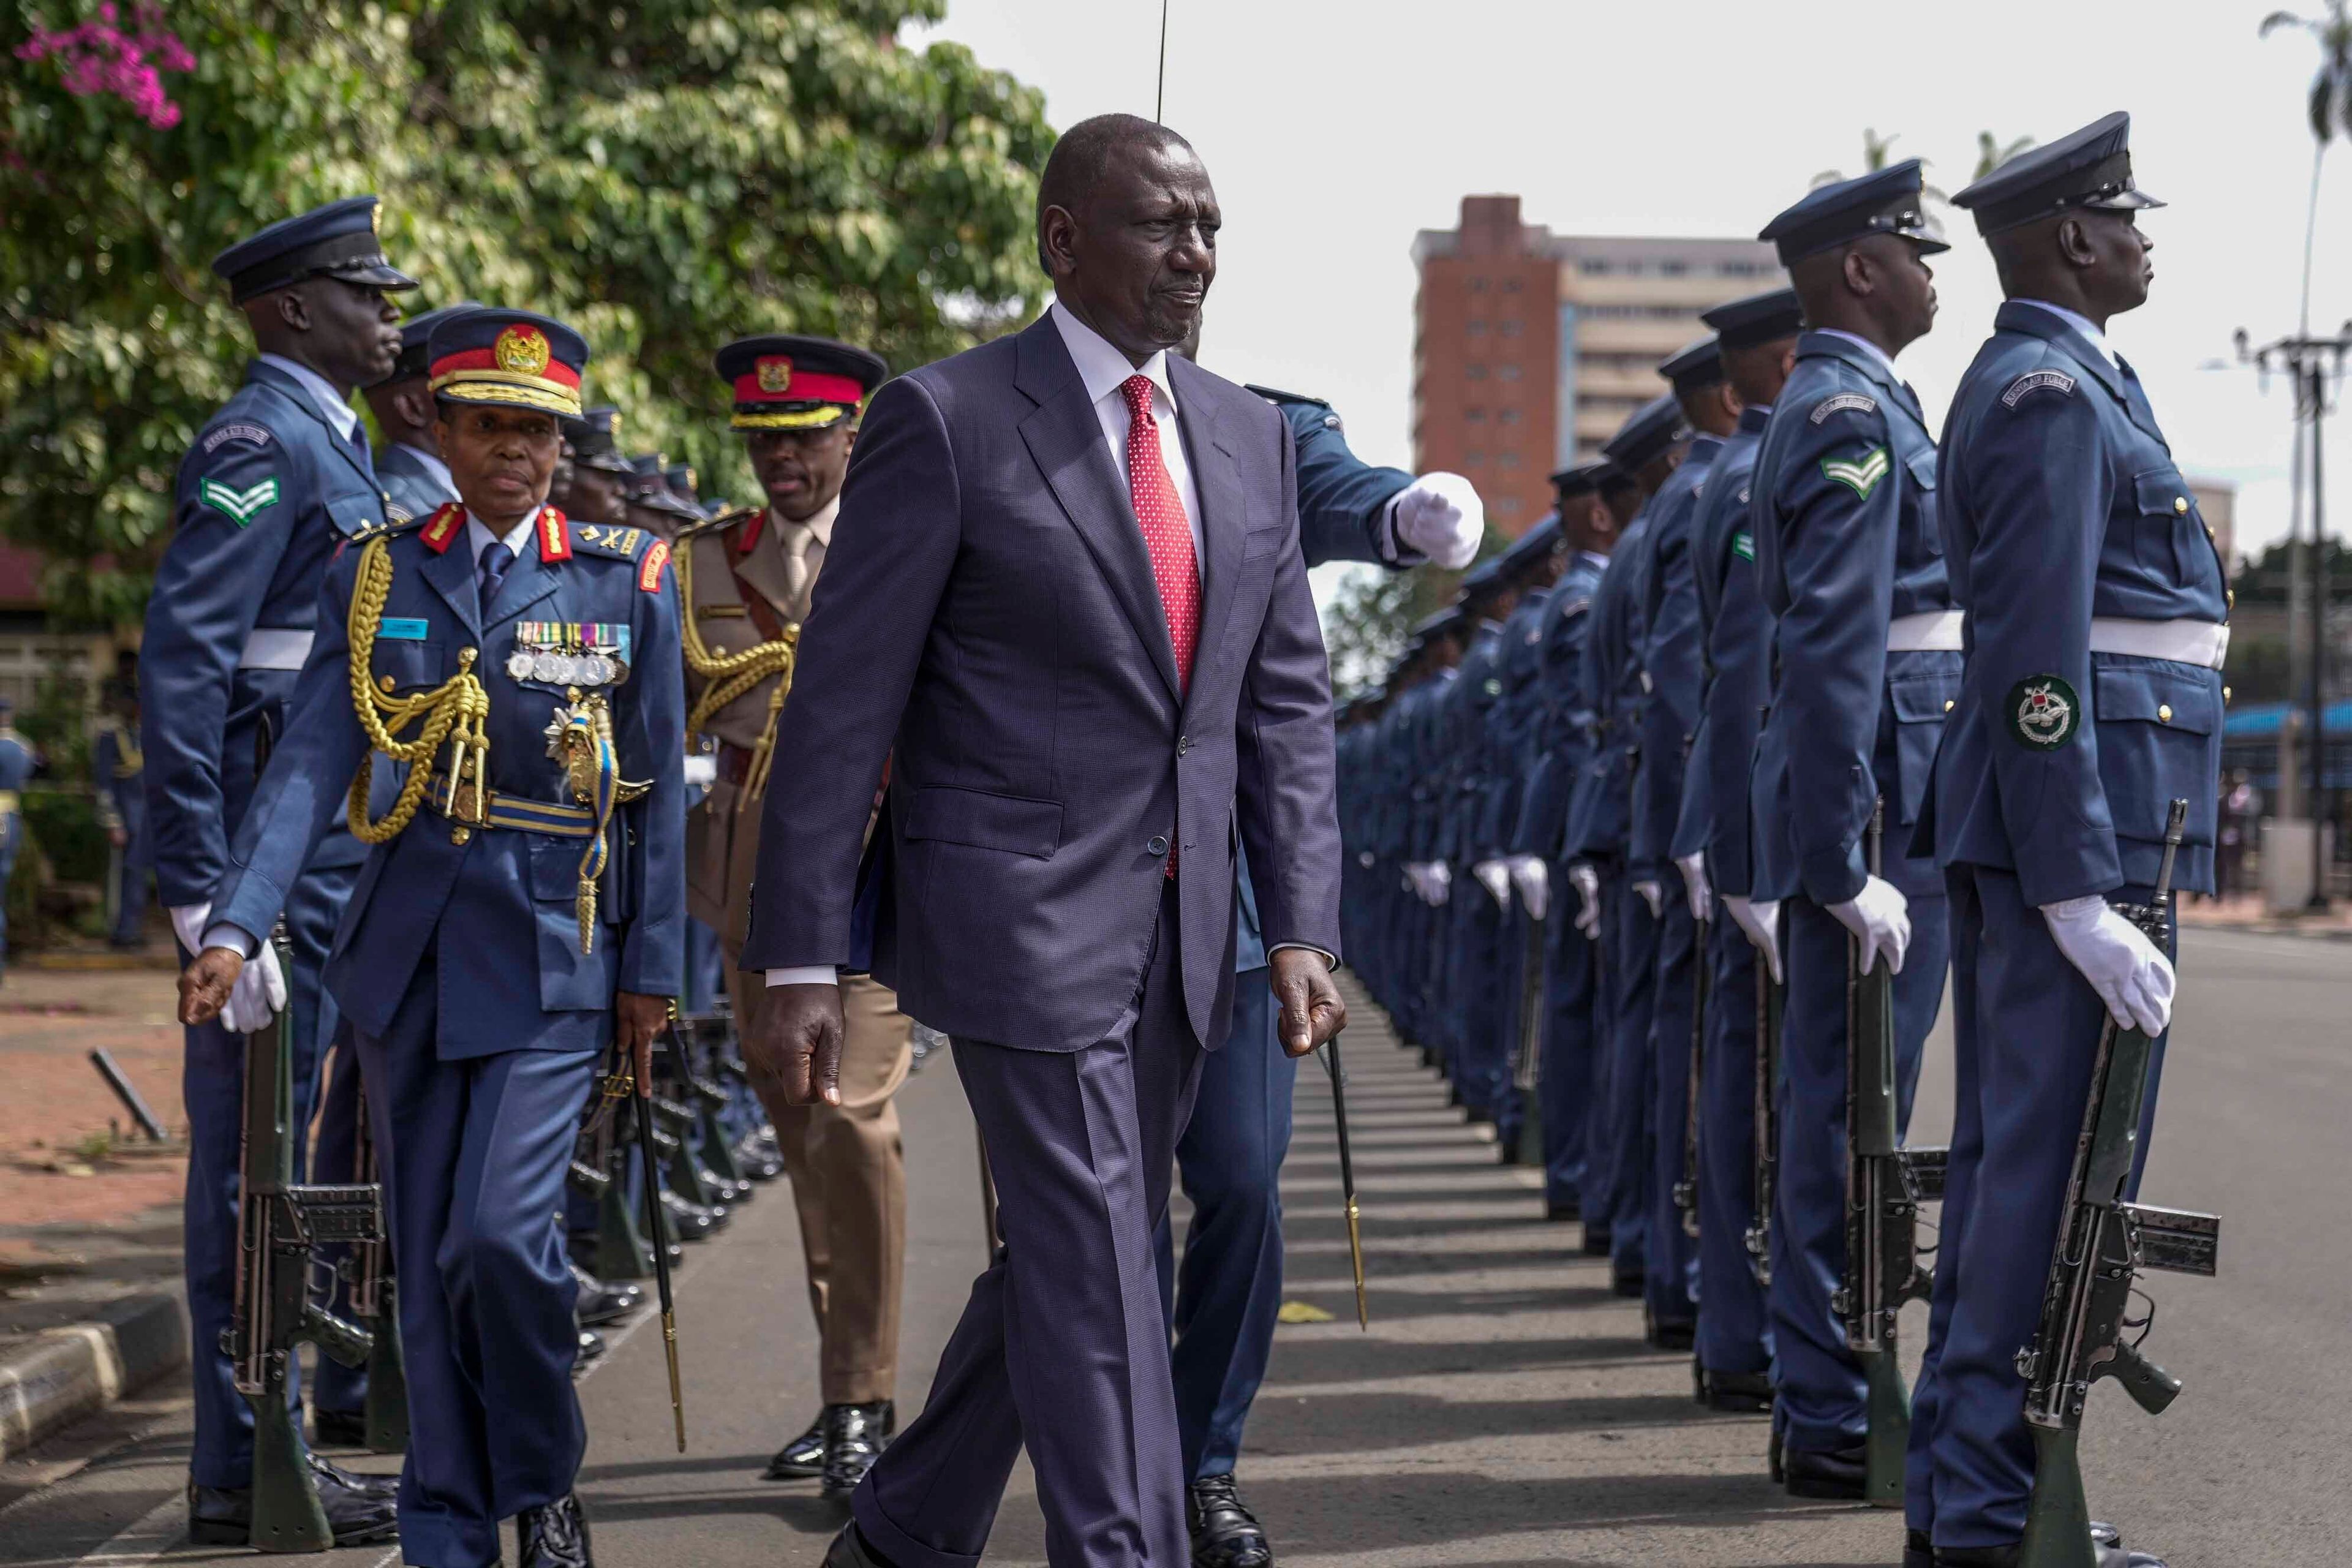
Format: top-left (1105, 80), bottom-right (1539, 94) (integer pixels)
top-left (1317, 1031), bottom-right (1368, 1329)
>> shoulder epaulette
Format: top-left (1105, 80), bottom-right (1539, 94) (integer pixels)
top-left (1245, 383), bottom-right (1331, 408)
top-left (570, 521), bottom-right (656, 560)
top-left (676, 504), bottom-right (760, 543)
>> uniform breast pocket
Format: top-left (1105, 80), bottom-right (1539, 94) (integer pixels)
top-left (326, 492), bottom-right (382, 537)
top-left (1905, 447), bottom-right (1942, 557)
top-left (2092, 659), bottom-right (2221, 848)
top-left (364, 636), bottom-right (444, 695)
top-left (2131, 466), bottom-right (2203, 581)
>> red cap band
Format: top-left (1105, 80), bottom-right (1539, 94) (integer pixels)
top-left (732, 369), bottom-right (865, 406)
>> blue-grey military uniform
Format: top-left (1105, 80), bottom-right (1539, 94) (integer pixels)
top-left (141, 197), bottom-right (415, 1494)
top-left (92, 714), bottom-right (149, 946)
top-left (1749, 161), bottom-right (1959, 1467)
top-left (1439, 589), bottom-right (1515, 1120)
top-left (377, 443), bottom-right (458, 524)
top-left (210, 310), bottom-right (686, 1567)
top-left (0, 715), bottom-right (32, 974)
top-left (1908, 118), bottom-right (2217, 1555)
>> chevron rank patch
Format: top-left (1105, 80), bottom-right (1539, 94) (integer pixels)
top-left (2007, 675), bottom-right (2080, 750)
top-left (1811, 393), bottom-right (1877, 424)
top-left (1732, 530), bottom-right (1755, 561)
top-left (2002, 369), bottom-right (2078, 408)
top-left (1821, 447), bottom-right (1891, 499)
top-left (198, 477), bottom-right (280, 525)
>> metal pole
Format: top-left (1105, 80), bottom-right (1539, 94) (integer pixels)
top-left (2312, 360), bottom-right (2331, 910)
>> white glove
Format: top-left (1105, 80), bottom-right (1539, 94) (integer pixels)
top-left (1568, 863), bottom-right (1602, 938)
top-left (2042, 894), bottom-right (2175, 1036)
top-left (1357, 850), bottom-right (1376, 869)
top-left (1390, 472), bottom-right (1483, 568)
top-left (1427, 860), bottom-right (1452, 904)
top-left (169, 903), bottom-right (212, 959)
top-left (1828, 875), bottom-right (1912, 975)
top-left (1722, 895), bottom-right (1783, 984)
top-left (172, 902), bottom-right (287, 1034)
top-left (1506, 855), bottom-right (1548, 921)
top-left (1676, 853), bottom-right (1711, 922)
top-left (1633, 878), bottom-right (1664, 919)
top-left (1472, 859), bottom-right (1510, 910)
top-left (682, 752), bottom-right (718, 797)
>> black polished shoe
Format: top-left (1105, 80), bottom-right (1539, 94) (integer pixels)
top-left (820, 1400), bottom-right (896, 1498)
top-left (516, 1491), bottom-right (592, 1568)
top-left (1643, 1303), bottom-right (1695, 1350)
top-left (1931, 1528), bottom-right (2136, 1568)
top-left (1782, 1441), bottom-right (1867, 1501)
top-left (1610, 1266), bottom-right (1645, 1298)
top-left (1695, 1365), bottom-right (1773, 1413)
top-left (312, 1406), bottom-right (369, 1448)
top-left (187, 1455), bottom-right (400, 1547)
top-left (570, 1264), bottom-right (641, 1327)
top-left (1187, 1474), bottom-right (1273, 1568)
top-left (737, 1129), bottom-right (786, 1182)
top-left (1580, 1224), bottom-right (1612, 1256)
top-left (575, 1327), bottom-right (606, 1371)
top-left (764, 1409), bottom-right (829, 1480)
top-left (660, 1188), bottom-right (724, 1240)
top-left (1905, 1529), bottom-right (1934, 1568)
top-left (1544, 1194), bottom-right (1581, 1223)
top-left (312, 1453), bottom-right (399, 1499)
top-left (824, 1522), bottom-right (894, 1567)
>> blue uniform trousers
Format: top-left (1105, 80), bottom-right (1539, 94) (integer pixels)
top-left (309, 1030), bottom-right (370, 1418)
top-left (1695, 918), bottom-right (1771, 1377)
top-left (1766, 891), bottom-right (1946, 1455)
top-left (356, 959), bottom-right (600, 1568)
top-left (1904, 865), bottom-right (2169, 1550)
top-left (183, 861), bottom-right (349, 1488)
top-left (1153, 972), bottom-right (1295, 1480)
top-left (1645, 898), bottom-right (1702, 1329)
top-left (110, 835), bottom-right (153, 946)
top-left (0, 813), bottom-right (20, 975)
top-left (1488, 903), bottom-right (1532, 1149)
top-left (1602, 874), bottom-right (1660, 1279)
top-left (1538, 877), bottom-right (1602, 1210)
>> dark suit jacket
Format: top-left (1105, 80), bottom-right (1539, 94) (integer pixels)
top-left (743, 312), bottom-right (1343, 1052)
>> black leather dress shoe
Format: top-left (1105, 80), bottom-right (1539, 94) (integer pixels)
top-left (1782, 1441), bottom-right (1866, 1500)
top-left (764, 1410), bottom-right (828, 1480)
top-left (820, 1400), bottom-right (895, 1497)
top-left (576, 1327), bottom-right (606, 1370)
top-left (1643, 1305), bottom-right (1695, 1350)
top-left (1695, 1365), bottom-right (1773, 1413)
top-left (1931, 1526), bottom-right (2139, 1568)
top-left (1544, 1195), bottom-right (1581, 1223)
top-left (1187, 1474), bottom-right (1273, 1568)
top-left (187, 1455), bottom-right (399, 1547)
top-left (660, 1188), bottom-right (724, 1240)
top-left (1610, 1266), bottom-right (1645, 1298)
top-left (1580, 1224), bottom-right (1612, 1257)
top-left (825, 1521), bottom-right (895, 1567)
top-left (516, 1491), bottom-right (592, 1567)
top-left (312, 1406), bottom-right (369, 1448)
top-left (570, 1264), bottom-right (641, 1327)
top-left (314, 1454), bottom-right (399, 1499)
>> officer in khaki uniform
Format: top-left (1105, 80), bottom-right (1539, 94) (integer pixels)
top-left (683, 334), bottom-right (904, 1496)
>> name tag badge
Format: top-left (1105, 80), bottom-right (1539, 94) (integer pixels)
top-left (377, 617), bottom-right (430, 641)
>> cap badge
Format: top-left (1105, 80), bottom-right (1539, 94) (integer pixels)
top-left (496, 325), bottom-right (552, 377)
top-left (370, 201), bottom-right (382, 236)
top-left (757, 356), bottom-right (794, 393)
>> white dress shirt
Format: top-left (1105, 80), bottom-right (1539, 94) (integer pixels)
top-left (256, 352), bottom-right (361, 442)
top-left (2013, 299), bottom-right (2116, 369)
top-left (1814, 330), bottom-right (1902, 382)
top-left (1048, 299), bottom-right (1205, 561)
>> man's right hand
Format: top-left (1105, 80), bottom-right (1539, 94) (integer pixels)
top-left (750, 982), bottom-right (846, 1107)
top-left (179, 947), bottom-right (244, 1028)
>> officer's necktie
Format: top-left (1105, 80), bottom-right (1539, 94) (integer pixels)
top-left (1120, 372), bottom-right (1200, 878)
top-left (478, 540), bottom-right (514, 620)
top-left (344, 421), bottom-right (374, 478)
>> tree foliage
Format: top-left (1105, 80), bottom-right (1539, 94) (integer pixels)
top-left (1318, 521), bottom-right (1509, 699)
top-left (1, 0), bottom-right (1054, 627)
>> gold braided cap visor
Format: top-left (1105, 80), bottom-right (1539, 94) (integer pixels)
top-left (432, 368), bottom-right (585, 418)
top-left (731, 403), bottom-right (854, 431)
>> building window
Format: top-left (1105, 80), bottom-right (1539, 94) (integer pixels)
top-left (1503, 277), bottom-right (1524, 293)
top-left (1498, 452), bottom-right (1521, 470)
top-left (1464, 451), bottom-right (1487, 467)
top-left (1464, 407), bottom-right (1487, 423)
top-left (1660, 260), bottom-right (1687, 276)
top-left (1465, 364), bottom-right (1487, 380)
top-left (1494, 496), bottom-right (1523, 519)
top-left (1468, 318), bottom-right (1488, 336)
top-left (1471, 276), bottom-right (1489, 292)
top-left (1498, 364), bottom-right (1521, 382)
top-left (1500, 319), bottom-right (1523, 337)
top-left (1499, 409), bottom-right (1521, 426)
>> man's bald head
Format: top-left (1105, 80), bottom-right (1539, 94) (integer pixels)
top-left (1038, 114), bottom-right (1219, 365)
top-left (1037, 115), bottom-right (1194, 258)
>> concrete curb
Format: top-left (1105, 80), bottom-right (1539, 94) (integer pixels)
top-left (0, 1292), bottom-right (186, 1462)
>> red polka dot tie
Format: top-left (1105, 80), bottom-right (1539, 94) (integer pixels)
top-left (1121, 374), bottom-right (1201, 691)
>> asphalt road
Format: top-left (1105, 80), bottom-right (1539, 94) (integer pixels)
top-left (2, 924), bottom-right (2345, 1566)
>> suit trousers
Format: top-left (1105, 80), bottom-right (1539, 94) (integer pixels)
top-left (739, 969), bottom-right (913, 1404)
top-left (1155, 971), bottom-right (1295, 1481)
top-left (1602, 873), bottom-right (1660, 1279)
top-left (1767, 891), bottom-right (1945, 1456)
top-left (1645, 897), bottom-right (1702, 1329)
top-left (1904, 865), bottom-right (2170, 1550)
top-left (183, 859), bottom-right (349, 1488)
top-left (1694, 916), bottom-right (1772, 1377)
top-left (853, 884), bottom-right (1204, 1568)
top-left (356, 958), bottom-right (600, 1568)
top-left (1537, 872), bottom-right (1602, 1210)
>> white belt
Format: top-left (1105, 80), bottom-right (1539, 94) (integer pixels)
top-left (238, 628), bottom-right (315, 671)
top-left (1887, 610), bottom-right (1964, 652)
top-left (2088, 617), bottom-right (2230, 670)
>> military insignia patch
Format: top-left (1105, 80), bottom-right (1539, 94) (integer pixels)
top-left (2002, 369), bottom-right (2078, 408)
top-left (1732, 530), bottom-right (1755, 561)
top-left (495, 325), bottom-right (552, 376)
top-left (2007, 675), bottom-right (2080, 750)
top-left (639, 539), bottom-right (671, 593)
top-left (1821, 447), bottom-right (1891, 499)
top-left (1483, 677), bottom-right (1502, 696)
top-left (1811, 393), bottom-right (1877, 424)
top-left (198, 477), bottom-right (280, 525)
top-left (756, 356), bottom-right (794, 393)
top-left (202, 423), bottom-right (273, 454)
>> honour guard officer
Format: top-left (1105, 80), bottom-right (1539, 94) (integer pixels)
top-left (92, 675), bottom-right (150, 949)
top-left (1400, 610), bottom-right (1468, 1052)
top-left (665, 462), bottom-right (714, 520)
top-left (1507, 462), bottom-right (1619, 1222)
top-left (143, 195), bottom-right (412, 1545)
top-left (1248, 385), bottom-right (1483, 570)
top-left (690, 334), bottom-right (911, 1498)
top-left (1911, 114), bottom-right (2211, 1568)
top-left (625, 453), bottom-right (706, 542)
top-left (364, 301), bottom-right (480, 524)
top-left (1439, 561), bottom-right (1523, 1127)
top-left (1564, 394), bottom-right (1688, 1292)
top-left (1676, 286), bottom-right (1804, 1411)
top-left (180, 307), bottom-right (685, 1568)
top-left (1634, 336), bottom-right (1741, 1347)
top-left (559, 410), bottom-right (636, 528)
top-left (0, 698), bottom-right (32, 974)
top-left (1749, 159), bottom-right (1959, 1499)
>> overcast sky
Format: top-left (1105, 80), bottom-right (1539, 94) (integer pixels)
top-left (917, 0), bottom-right (2352, 568)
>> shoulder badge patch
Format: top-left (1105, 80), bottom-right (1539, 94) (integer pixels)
top-left (639, 539), bottom-right (671, 593)
top-left (1732, 530), bottom-right (1755, 562)
top-left (2002, 369), bottom-right (2078, 408)
top-left (572, 522), bottom-right (649, 560)
top-left (1811, 393), bottom-right (1877, 424)
top-left (198, 477), bottom-right (279, 525)
top-left (202, 423), bottom-right (273, 454)
top-left (2007, 675), bottom-right (2081, 750)
top-left (419, 502), bottom-right (465, 553)
top-left (1820, 447), bottom-right (1891, 499)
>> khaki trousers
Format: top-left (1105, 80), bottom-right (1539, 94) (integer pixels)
top-left (733, 965), bottom-right (912, 1404)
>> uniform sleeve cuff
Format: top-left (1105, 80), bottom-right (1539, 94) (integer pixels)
top-left (766, 966), bottom-right (839, 987)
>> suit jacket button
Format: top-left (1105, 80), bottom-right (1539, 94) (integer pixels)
top-left (2157, 704), bottom-right (2173, 723)
top-left (1148, 834), bottom-right (1169, 856)
top-left (1177, 735), bottom-right (1189, 756)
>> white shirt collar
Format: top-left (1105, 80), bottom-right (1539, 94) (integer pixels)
top-left (1814, 330), bottom-right (1901, 382)
top-left (464, 508), bottom-right (540, 565)
top-left (392, 442), bottom-right (454, 497)
top-left (1580, 549), bottom-right (1612, 570)
top-left (1050, 299), bottom-right (1178, 416)
top-left (255, 353), bottom-right (360, 441)
top-left (1747, 402), bottom-right (1774, 417)
top-left (2014, 299), bottom-right (2115, 368)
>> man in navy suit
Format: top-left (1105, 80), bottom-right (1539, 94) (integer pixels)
top-left (744, 115), bottom-right (1348, 1568)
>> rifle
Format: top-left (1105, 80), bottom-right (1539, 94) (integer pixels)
top-left (1509, 905), bottom-right (1545, 1164)
top-left (1834, 798), bottom-right (1947, 1507)
top-left (2015, 800), bottom-right (2217, 1568)
top-left (225, 720), bottom-right (381, 1550)
top-left (349, 1083), bottom-right (407, 1453)
top-left (1674, 899), bottom-right (1708, 1240)
top-left (1745, 929), bottom-right (1781, 1289)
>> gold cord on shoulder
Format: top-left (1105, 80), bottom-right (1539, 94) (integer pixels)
top-left (343, 536), bottom-right (493, 843)
top-left (675, 537), bottom-right (796, 805)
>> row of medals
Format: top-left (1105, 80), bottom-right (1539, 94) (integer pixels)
top-left (508, 625), bottom-right (628, 689)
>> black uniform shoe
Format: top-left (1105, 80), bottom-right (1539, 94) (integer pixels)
top-left (737, 1129), bottom-right (786, 1182)
top-left (516, 1491), bottom-right (592, 1568)
top-left (1695, 1365), bottom-right (1773, 1413)
top-left (660, 1188), bottom-right (725, 1240)
top-left (1580, 1224), bottom-right (1612, 1256)
top-left (1544, 1195), bottom-right (1581, 1223)
top-left (764, 1410), bottom-right (829, 1480)
top-left (1930, 1528), bottom-right (2138, 1568)
top-left (1610, 1267), bottom-right (1645, 1298)
top-left (1905, 1529), bottom-right (1934, 1568)
top-left (824, 1521), bottom-right (895, 1567)
top-left (820, 1400), bottom-right (895, 1498)
top-left (1187, 1474), bottom-right (1273, 1568)
top-left (575, 1327), bottom-right (606, 1371)
top-left (570, 1264), bottom-right (641, 1327)
top-left (312, 1406), bottom-right (369, 1448)
top-left (1642, 1304), bottom-right (1695, 1350)
top-left (187, 1455), bottom-right (401, 1547)
top-left (1782, 1441), bottom-right (1866, 1500)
